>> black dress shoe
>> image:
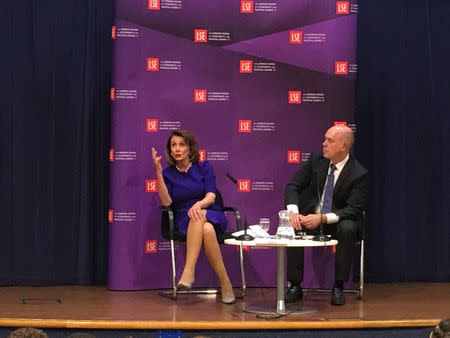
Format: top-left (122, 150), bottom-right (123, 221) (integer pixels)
top-left (331, 287), bottom-right (346, 305)
top-left (285, 285), bottom-right (303, 303)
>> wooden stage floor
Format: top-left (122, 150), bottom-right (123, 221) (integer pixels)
top-left (0, 283), bottom-right (448, 330)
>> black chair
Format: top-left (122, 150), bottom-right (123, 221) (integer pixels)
top-left (303, 211), bottom-right (366, 298)
top-left (159, 189), bottom-right (246, 299)
top-left (355, 210), bottom-right (366, 298)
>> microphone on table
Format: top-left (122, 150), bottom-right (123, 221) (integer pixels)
top-left (226, 172), bottom-right (254, 241)
top-left (313, 176), bottom-right (331, 242)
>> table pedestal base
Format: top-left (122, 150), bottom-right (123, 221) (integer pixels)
top-left (243, 301), bottom-right (316, 315)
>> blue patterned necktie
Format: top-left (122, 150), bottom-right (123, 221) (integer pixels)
top-left (321, 164), bottom-right (336, 213)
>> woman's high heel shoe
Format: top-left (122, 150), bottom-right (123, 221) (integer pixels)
top-left (222, 295), bottom-right (236, 304)
top-left (221, 287), bottom-right (236, 304)
top-left (177, 280), bottom-right (194, 291)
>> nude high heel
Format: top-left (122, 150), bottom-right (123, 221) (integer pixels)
top-left (177, 279), bottom-right (194, 291)
top-left (222, 295), bottom-right (236, 304)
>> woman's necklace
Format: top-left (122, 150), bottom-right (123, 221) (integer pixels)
top-left (176, 162), bottom-right (192, 173)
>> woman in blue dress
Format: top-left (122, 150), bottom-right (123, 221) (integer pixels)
top-left (151, 129), bottom-right (235, 304)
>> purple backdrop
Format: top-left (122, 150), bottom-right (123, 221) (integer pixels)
top-left (108, 0), bottom-right (358, 290)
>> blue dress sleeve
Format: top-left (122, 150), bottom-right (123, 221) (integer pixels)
top-left (202, 161), bottom-right (216, 194)
top-left (162, 167), bottom-right (173, 198)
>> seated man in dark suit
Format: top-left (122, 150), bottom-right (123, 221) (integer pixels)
top-left (284, 125), bottom-right (369, 305)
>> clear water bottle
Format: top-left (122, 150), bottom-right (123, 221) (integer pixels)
top-left (276, 210), bottom-right (295, 240)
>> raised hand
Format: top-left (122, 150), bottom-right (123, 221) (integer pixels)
top-left (151, 147), bottom-right (162, 173)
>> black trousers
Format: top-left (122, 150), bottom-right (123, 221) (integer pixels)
top-left (286, 219), bottom-right (360, 284)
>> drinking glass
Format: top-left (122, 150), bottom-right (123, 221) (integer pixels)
top-left (259, 218), bottom-right (271, 233)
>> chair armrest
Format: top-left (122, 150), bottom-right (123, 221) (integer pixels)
top-left (223, 206), bottom-right (242, 231)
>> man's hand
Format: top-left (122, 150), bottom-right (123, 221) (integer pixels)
top-left (289, 214), bottom-right (304, 230)
top-left (301, 214), bottom-right (322, 229)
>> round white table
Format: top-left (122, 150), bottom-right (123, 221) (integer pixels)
top-left (224, 236), bottom-right (338, 315)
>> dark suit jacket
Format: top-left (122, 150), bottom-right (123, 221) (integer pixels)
top-left (285, 152), bottom-right (369, 222)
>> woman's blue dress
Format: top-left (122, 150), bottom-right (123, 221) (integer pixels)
top-left (162, 161), bottom-right (227, 235)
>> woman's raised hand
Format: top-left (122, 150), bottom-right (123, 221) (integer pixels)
top-left (151, 147), bottom-right (162, 173)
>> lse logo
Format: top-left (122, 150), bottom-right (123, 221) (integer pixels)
top-left (148, 0), bottom-right (160, 10)
top-left (287, 150), bottom-right (301, 163)
top-left (238, 120), bottom-right (252, 132)
top-left (238, 179), bottom-right (251, 192)
top-left (109, 148), bottom-right (115, 162)
top-left (240, 60), bottom-right (253, 73)
top-left (146, 119), bottom-right (158, 132)
top-left (289, 31), bottom-right (303, 44)
top-left (194, 89), bottom-right (207, 102)
top-left (111, 26), bottom-right (116, 39)
top-left (335, 61), bottom-right (348, 74)
top-left (288, 91), bottom-right (302, 103)
top-left (199, 149), bottom-right (206, 162)
top-left (240, 0), bottom-right (254, 13)
top-left (194, 29), bottom-right (208, 43)
top-left (145, 180), bottom-right (158, 192)
top-left (110, 87), bottom-right (115, 101)
top-left (108, 209), bottom-right (114, 223)
top-left (334, 121), bottom-right (347, 126)
top-left (147, 58), bottom-right (159, 71)
top-left (145, 240), bottom-right (158, 253)
top-left (336, 1), bottom-right (349, 14)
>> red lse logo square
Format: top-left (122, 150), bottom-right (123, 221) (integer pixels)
top-left (145, 180), bottom-right (158, 192)
top-left (194, 89), bottom-right (207, 102)
top-left (111, 26), bottom-right (116, 39)
top-left (287, 150), bottom-right (300, 163)
top-left (289, 31), bottom-right (302, 44)
top-left (239, 60), bottom-right (253, 73)
top-left (241, 1), bottom-right (254, 13)
top-left (238, 179), bottom-right (251, 192)
top-left (238, 120), bottom-right (252, 132)
top-left (145, 240), bottom-right (158, 253)
top-left (108, 209), bottom-right (114, 223)
top-left (199, 149), bottom-right (206, 162)
top-left (109, 148), bottom-right (114, 162)
top-left (288, 91), bottom-right (302, 103)
top-left (335, 61), bottom-right (348, 74)
top-left (110, 88), bottom-right (115, 101)
top-left (336, 1), bottom-right (349, 14)
top-left (147, 58), bottom-right (159, 71)
top-left (146, 119), bottom-right (158, 132)
top-left (148, 0), bottom-right (160, 10)
top-left (334, 121), bottom-right (347, 126)
top-left (194, 29), bottom-right (208, 42)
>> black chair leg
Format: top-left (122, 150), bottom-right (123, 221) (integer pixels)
top-left (358, 238), bottom-right (364, 299)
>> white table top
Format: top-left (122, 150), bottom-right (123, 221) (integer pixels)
top-left (224, 237), bottom-right (338, 247)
